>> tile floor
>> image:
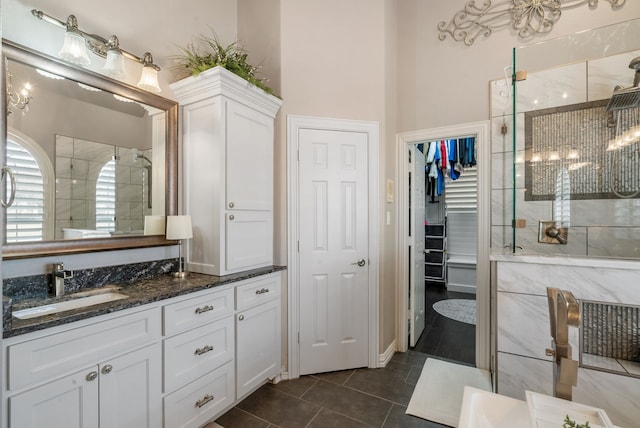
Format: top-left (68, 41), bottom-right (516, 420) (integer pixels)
top-left (412, 287), bottom-right (476, 365)
top-left (210, 351), bottom-right (448, 428)
top-left (208, 286), bottom-right (476, 428)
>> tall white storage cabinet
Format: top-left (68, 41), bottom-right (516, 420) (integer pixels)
top-left (171, 67), bottom-right (282, 276)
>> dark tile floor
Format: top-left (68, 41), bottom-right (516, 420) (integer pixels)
top-left (210, 351), bottom-right (448, 428)
top-left (208, 286), bottom-right (476, 428)
top-left (411, 286), bottom-right (476, 365)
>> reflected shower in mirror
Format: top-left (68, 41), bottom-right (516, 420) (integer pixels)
top-left (2, 40), bottom-right (178, 258)
top-left (6, 58), bottom-right (161, 242)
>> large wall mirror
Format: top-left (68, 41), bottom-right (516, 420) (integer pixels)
top-left (2, 40), bottom-right (178, 259)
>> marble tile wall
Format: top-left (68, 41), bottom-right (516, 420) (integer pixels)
top-left (490, 50), bottom-right (640, 258)
top-left (495, 257), bottom-right (640, 427)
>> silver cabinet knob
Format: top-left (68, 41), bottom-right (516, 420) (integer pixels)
top-left (229, 202), bottom-right (235, 208)
top-left (229, 214), bottom-right (235, 221)
top-left (238, 314), bottom-right (245, 321)
top-left (351, 258), bottom-right (366, 267)
top-left (86, 371), bottom-right (98, 381)
top-left (101, 365), bottom-right (113, 374)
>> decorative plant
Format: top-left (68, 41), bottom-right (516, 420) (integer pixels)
top-left (173, 32), bottom-right (276, 96)
top-left (563, 415), bottom-right (591, 428)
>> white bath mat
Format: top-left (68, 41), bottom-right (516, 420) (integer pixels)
top-left (432, 299), bottom-right (476, 325)
top-left (406, 358), bottom-right (491, 427)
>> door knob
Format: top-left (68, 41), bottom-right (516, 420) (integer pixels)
top-left (352, 259), bottom-right (366, 267)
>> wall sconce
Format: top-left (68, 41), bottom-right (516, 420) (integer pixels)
top-left (6, 70), bottom-right (32, 115)
top-left (166, 215), bottom-right (193, 279)
top-left (31, 9), bottom-right (162, 93)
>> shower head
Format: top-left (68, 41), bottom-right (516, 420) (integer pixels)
top-left (606, 56), bottom-right (640, 112)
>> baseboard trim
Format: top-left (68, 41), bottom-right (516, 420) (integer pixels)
top-left (378, 339), bottom-right (397, 367)
top-left (447, 283), bottom-right (477, 294)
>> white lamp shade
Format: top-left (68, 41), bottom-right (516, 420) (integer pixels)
top-left (137, 65), bottom-right (161, 93)
top-left (58, 29), bottom-right (91, 66)
top-left (144, 215), bottom-right (166, 235)
top-left (166, 215), bottom-right (193, 240)
top-left (103, 49), bottom-right (126, 79)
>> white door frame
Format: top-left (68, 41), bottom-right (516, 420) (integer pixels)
top-left (395, 121), bottom-right (492, 371)
top-left (287, 115), bottom-right (380, 379)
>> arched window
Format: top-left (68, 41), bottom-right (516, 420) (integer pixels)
top-left (96, 159), bottom-right (116, 232)
top-left (5, 130), bottom-right (54, 242)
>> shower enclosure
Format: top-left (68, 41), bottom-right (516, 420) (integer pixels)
top-left (491, 18), bottom-right (640, 260)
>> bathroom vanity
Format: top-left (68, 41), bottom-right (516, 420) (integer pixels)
top-left (2, 267), bottom-right (284, 428)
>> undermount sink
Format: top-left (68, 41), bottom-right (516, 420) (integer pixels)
top-left (458, 386), bottom-right (530, 428)
top-left (13, 289), bottom-right (128, 320)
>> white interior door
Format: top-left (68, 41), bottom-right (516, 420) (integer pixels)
top-left (298, 128), bottom-right (369, 375)
top-left (409, 145), bottom-right (426, 346)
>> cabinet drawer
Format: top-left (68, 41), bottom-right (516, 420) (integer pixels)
top-left (164, 361), bottom-right (234, 428)
top-left (8, 307), bottom-right (161, 391)
top-left (163, 316), bottom-right (233, 392)
top-left (235, 274), bottom-right (281, 311)
top-left (163, 288), bottom-right (233, 336)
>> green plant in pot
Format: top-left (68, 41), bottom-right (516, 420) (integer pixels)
top-left (173, 32), bottom-right (276, 96)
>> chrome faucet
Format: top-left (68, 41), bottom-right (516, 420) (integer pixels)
top-left (546, 287), bottom-right (581, 400)
top-left (52, 262), bottom-right (73, 297)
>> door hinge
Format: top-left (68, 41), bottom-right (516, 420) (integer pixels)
top-left (297, 240), bottom-right (299, 252)
top-left (407, 309), bottom-right (412, 321)
top-left (297, 149), bottom-right (300, 161)
top-left (297, 331), bottom-right (300, 344)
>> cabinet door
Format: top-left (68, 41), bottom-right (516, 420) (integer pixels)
top-left (236, 298), bottom-right (281, 399)
top-left (225, 100), bottom-right (273, 211)
top-left (226, 210), bottom-right (273, 271)
top-left (99, 343), bottom-right (162, 428)
top-left (9, 367), bottom-right (99, 428)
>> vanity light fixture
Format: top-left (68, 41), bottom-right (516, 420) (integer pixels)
top-left (31, 9), bottom-right (162, 92)
top-left (102, 36), bottom-right (127, 80)
top-left (166, 215), bottom-right (193, 279)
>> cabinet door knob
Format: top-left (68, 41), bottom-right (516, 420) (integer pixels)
top-left (229, 202), bottom-right (235, 208)
top-left (195, 305), bottom-right (214, 314)
top-left (86, 371), bottom-right (98, 381)
top-left (101, 365), bottom-right (113, 374)
top-left (195, 345), bottom-right (214, 356)
top-left (229, 214), bottom-right (235, 221)
top-left (195, 394), bottom-right (215, 408)
top-left (238, 314), bottom-right (245, 321)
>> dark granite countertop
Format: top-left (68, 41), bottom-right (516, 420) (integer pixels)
top-left (4, 266), bottom-right (286, 339)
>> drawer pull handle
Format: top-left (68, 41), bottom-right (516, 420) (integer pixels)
top-left (195, 394), bottom-right (215, 408)
top-left (195, 345), bottom-right (214, 356)
top-left (239, 315), bottom-right (245, 321)
top-left (86, 371), bottom-right (98, 381)
top-left (101, 365), bottom-right (113, 374)
top-left (255, 288), bottom-right (270, 295)
top-left (195, 305), bottom-right (214, 314)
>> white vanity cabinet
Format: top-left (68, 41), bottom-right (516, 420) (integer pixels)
top-left (162, 286), bottom-right (236, 428)
top-left (171, 66), bottom-right (282, 276)
top-left (235, 275), bottom-right (282, 400)
top-left (3, 270), bottom-right (284, 428)
top-left (3, 308), bottom-right (162, 428)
